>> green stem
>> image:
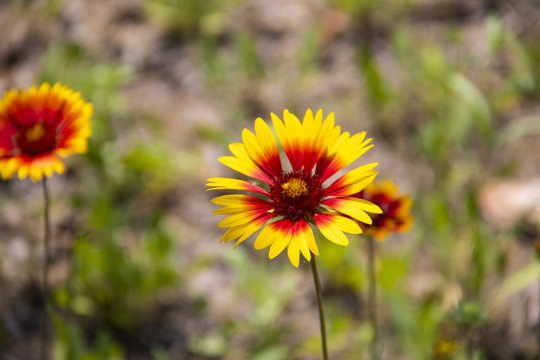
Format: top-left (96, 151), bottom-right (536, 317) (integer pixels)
top-left (537, 277), bottom-right (540, 360)
top-left (367, 236), bottom-right (378, 360)
top-left (310, 253), bottom-right (329, 360)
top-left (41, 177), bottom-right (51, 360)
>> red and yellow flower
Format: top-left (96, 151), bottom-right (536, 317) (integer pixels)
top-left (354, 180), bottom-right (413, 240)
top-left (207, 109), bottom-right (382, 267)
top-left (0, 83), bottom-right (93, 181)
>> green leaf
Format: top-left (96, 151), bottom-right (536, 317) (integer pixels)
top-left (491, 261), bottom-right (540, 306)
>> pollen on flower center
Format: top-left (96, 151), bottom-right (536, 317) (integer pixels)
top-left (26, 122), bottom-right (45, 143)
top-left (282, 178), bottom-right (308, 198)
top-left (270, 170), bottom-right (324, 223)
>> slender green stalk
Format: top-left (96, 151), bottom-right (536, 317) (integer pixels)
top-left (537, 279), bottom-right (540, 360)
top-left (367, 236), bottom-right (378, 360)
top-left (41, 177), bottom-right (51, 360)
top-left (310, 253), bottom-right (328, 360)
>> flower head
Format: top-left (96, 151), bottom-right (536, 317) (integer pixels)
top-left (0, 83), bottom-right (93, 181)
top-left (207, 109), bottom-right (382, 267)
top-left (354, 180), bottom-right (413, 240)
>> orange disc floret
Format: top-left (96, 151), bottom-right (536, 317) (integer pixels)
top-left (0, 82), bottom-right (93, 181)
top-left (353, 180), bottom-right (414, 240)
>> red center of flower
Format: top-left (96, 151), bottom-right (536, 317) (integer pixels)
top-left (17, 120), bottom-right (58, 157)
top-left (270, 170), bottom-right (324, 223)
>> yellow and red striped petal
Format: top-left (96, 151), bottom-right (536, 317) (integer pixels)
top-left (317, 131), bottom-right (374, 183)
top-left (293, 220), bottom-right (319, 256)
top-left (220, 213), bottom-right (274, 247)
top-left (253, 219), bottom-right (294, 261)
top-left (219, 143), bottom-right (274, 184)
top-left (271, 111), bottom-right (302, 169)
top-left (268, 222), bottom-right (293, 260)
top-left (314, 213), bottom-right (362, 246)
top-left (253, 219), bottom-right (292, 250)
top-left (289, 220), bottom-right (318, 266)
top-left (214, 194), bottom-right (273, 228)
top-left (325, 163), bottom-right (378, 197)
top-left (253, 219), bottom-right (318, 267)
top-left (271, 109), bottom-right (334, 173)
top-left (254, 220), bottom-right (292, 259)
top-left (217, 208), bottom-right (270, 228)
top-left (323, 197), bottom-right (382, 224)
top-left (206, 177), bottom-right (269, 195)
top-left (212, 194), bottom-right (273, 215)
top-left (241, 118), bottom-right (282, 178)
top-left (286, 222), bottom-right (311, 267)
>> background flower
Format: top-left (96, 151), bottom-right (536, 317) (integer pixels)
top-left (207, 109), bottom-right (381, 267)
top-left (354, 180), bottom-right (413, 240)
top-left (0, 82), bottom-right (93, 181)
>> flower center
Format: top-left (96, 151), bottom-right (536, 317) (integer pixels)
top-left (25, 122), bottom-right (45, 143)
top-left (269, 170), bottom-right (324, 223)
top-left (282, 178), bottom-right (308, 198)
top-left (16, 120), bottom-right (57, 157)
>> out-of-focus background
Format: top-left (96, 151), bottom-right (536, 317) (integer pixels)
top-left (1, 0), bottom-right (540, 359)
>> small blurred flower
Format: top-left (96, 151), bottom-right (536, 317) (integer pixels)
top-left (207, 109), bottom-right (381, 267)
top-left (354, 180), bottom-right (413, 240)
top-left (0, 83), bottom-right (93, 181)
top-left (433, 338), bottom-right (458, 359)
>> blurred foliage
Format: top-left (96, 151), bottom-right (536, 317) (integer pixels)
top-left (188, 247), bottom-right (300, 359)
top-left (55, 222), bottom-right (178, 330)
top-left (143, 0), bottom-right (243, 37)
top-left (53, 317), bottom-right (124, 360)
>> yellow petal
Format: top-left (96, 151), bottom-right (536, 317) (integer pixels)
top-left (206, 177), bottom-right (267, 194)
top-left (1, 157), bottom-right (20, 179)
top-left (287, 236), bottom-right (301, 268)
top-left (268, 221), bottom-right (292, 259)
top-left (217, 211), bottom-right (260, 228)
top-left (314, 214), bottom-right (362, 246)
top-left (324, 198), bottom-right (382, 224)
top-left (254, 223), bottom-right (279, 249)
top-left (29, 164), bottom-right (43, 182)
top-left (293, 220), bottom-right (318, 256)
top-left (17, 164), bottom-right (29, 180)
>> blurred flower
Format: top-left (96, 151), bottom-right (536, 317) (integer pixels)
top-left (354, 180), bottom-right (413, 240)
top-left (0, 83), bottom-right (93, 181)
top-left (207, 109), bottom-right (381, 267)
top-left (433, 338), bottom-right (458, 358)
